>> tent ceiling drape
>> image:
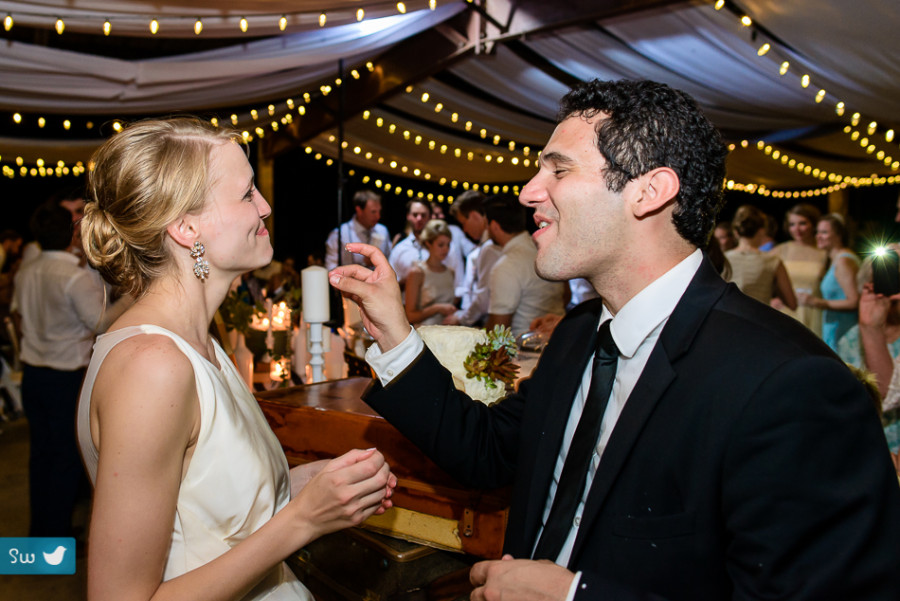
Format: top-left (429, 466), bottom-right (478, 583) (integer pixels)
top-left (1, 0), bottom-right (898, 196)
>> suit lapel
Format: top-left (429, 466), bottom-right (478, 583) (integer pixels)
top-left (569, 258), bottom-right (728, 564)
top-left (518, 299), bottom-right (603, 551)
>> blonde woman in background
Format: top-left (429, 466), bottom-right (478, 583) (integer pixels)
top-left (769, 203), bottom-right (827, 335)
top-left (77, 118), bottom-right (395, 601)
top-left (799, 213), bottom-right (860, 351)
top-left (404, 219), bottom-right (457, 326)
top-left (725, 204), bottom-right (797, 309)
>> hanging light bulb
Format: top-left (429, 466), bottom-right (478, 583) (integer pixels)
top-left (3, 14), bottom-right (12, 31)
top-left (779, 61), bottom-right (789, 75)
top-left (757, 43), bottom-right (770, 56)
top-left (63, 119), bottom-right (71, 130)
top-left (397, 2), bottom-right (407, 14)
top-left (149, 19), bottom-right (159, 34)
top-left (194, 18), bottom-right (203, 35)
top-left (279, 15), bottom-right (287, 30)
top-left (800, 74), bottom-right (810, 88)
top-left (815, 89), bottom-right (826, 103)
top-left (740, 15), bottom-right (752, 27)
top-left (239, 17), bottom-right (248, 32)
top-left (319, 12), bottom-right (326, 27)
top-left (55, 18), bottom-right (64, 35)
top-left (867, 121), bottom-right (878, 135)
top-left (12, 113), bottom-right (21, 124)
top-left (37, 117), bottom-right (45, 128)
top-left (714, 0), bottom-right (725, 9)
top-left (835, 101), bottom-right (845, 116)
top-left (887, 130), bottom-right (895, 143)
top-left (356, 8), bottom-right (365, 21)
top-left (429, 0), bottom-right (437, 9)
top-left (103, 19), bottom-right (111, 35)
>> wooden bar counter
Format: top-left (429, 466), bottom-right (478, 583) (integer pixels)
top-left (255, 377), bottom-right (510, 559)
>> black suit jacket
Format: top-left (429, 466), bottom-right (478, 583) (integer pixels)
top-left (364, 257), bottom-right (900, 600)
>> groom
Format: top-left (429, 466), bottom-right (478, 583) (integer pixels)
top-left (329, 79), bottom-right (900, 600)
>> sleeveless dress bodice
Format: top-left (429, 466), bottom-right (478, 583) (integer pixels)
top-left (820, 252), bottom-right (860, 351)
top-left (414, 260), bottom-right (455, 326)
top-left (77, 324), bottom-right (311, 600)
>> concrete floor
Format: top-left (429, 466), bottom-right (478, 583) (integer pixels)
top-left (0, 417), bottom-right (88, 600)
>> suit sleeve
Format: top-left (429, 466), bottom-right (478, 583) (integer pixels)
top-left (718, 355), bottom-right (900, 600)
top-left (363, 347), bottom-right (525, 490)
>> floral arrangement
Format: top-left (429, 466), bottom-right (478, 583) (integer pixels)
top-left (417, 324), bottom-right (520, 405)
top-left (463, 325), bottom-right (519, 389)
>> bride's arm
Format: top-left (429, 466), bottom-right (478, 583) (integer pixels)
top-left (88, 335), bottom-right (394, 601)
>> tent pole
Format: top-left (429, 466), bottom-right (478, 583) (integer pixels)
top-left (337, 58), bottom-right (345, 230)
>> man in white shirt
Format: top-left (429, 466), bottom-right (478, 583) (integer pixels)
top-left (324, 190), bottom-right (391, 270)
top-left (481, 194), bottom-right (565, 338)
top-left (388, 199), bottom-right (432, 286)
top-left (12, 201), bottom-right (123, 537)
top-left (444, 191), bottom-right (502, 326)
top-left (329, 79), bottom-right (900, 600)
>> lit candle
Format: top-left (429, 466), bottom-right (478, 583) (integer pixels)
top-left (301, 266), bottom-right (330, 323)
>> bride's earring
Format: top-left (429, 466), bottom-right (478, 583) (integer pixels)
top-left (190, 241), bottom-right (209, 280)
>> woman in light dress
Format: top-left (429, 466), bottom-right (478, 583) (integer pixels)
top-left (799, 213), bottom-right (860, 351)
top-left (404, 219), bottom-right (457, 326)
top-left (77, 118), bottom-right (395, 601)
top-left (725, 205), bottom-right (796, 309)
top-left (769, 204), bottom-right (827, 335)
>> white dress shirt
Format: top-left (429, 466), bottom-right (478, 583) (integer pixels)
top-left (12, 250), bottom-right (109, 370)
top-left (488, 232), bottom-right (565, 338)
top-left (454, 232), bottom-right (502, 326)
top-left (324, 217), bottom-right (392, 270)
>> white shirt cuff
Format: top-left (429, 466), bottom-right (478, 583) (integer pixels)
top-left (365, 327), bottom-right (422, 386)
top-left (564, 571), bottom-right (583, 601)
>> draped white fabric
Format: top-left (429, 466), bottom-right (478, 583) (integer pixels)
top-left (1, 0), bottom-right (898, 187)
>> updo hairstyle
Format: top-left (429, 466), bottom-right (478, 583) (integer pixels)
top-left (82, 118), bottom-right (244, 297)
top-left (420, 219), bottom-right (452, 245)
top-left (731, 204), bottom-right (766, 239)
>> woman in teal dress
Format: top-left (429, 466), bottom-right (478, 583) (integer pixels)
top-left (798, 214), bottom-right (859, 351)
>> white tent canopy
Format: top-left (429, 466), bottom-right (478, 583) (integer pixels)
top-left (1, 0), bottom-right (898, 193)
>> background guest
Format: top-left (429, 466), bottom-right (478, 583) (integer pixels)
top-left (431, 201), bottom-right (475, 298)
top-left (799, 213), bottom-right (860, 351)
top-left (725, 204), bottom-right (796, 309)
top-left (712, 220), bottom-right (737, 251)
top-left (483, 194), bottom-right (565, 338)
top-left (769, 203), bottom-right (827, 335)
top-left (404, 219), bottom-right (457, 326)
top-left (444, 191), bottom-right (502, 326)
top-left (388, 199), bottom-right (432, 286)
top-left (324, 190), bottom-right (391, 271)
top-left (11, 201), bottom-right (124, 537)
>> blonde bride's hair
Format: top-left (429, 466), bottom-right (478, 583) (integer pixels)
top-left (82, 117), bottom-right (244, 297)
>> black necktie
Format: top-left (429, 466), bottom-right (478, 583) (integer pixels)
top-left (533, 319), bottom-right (619, 561)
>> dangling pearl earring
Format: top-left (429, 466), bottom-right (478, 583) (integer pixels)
top-left (190, 241), bottom-right (209, 280)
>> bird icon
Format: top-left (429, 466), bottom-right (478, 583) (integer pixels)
top-left (42, 545), bottom-right (67, 566)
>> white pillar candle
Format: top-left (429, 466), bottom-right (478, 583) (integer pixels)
top-left (301, 266), bottom-right (330, 323)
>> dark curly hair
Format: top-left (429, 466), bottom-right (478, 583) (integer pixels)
top-left (557, 79), bottom-right (727, 247)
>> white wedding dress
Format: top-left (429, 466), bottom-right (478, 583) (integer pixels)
top-left (77, 324), bottom-right (312, 601)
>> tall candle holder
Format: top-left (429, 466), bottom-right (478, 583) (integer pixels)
top-left (301, 266), bottom-right (330, 383)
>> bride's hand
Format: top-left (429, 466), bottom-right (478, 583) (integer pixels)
top-left (287, 448), bottom-right (396, 542)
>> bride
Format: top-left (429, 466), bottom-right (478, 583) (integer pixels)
top-left (77, 117), bottom-right (395, 601)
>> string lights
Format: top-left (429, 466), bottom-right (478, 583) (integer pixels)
top-left (0, 1), bottom-right (441, 36)
top-left (715, 1), bottom-right (897, 180)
